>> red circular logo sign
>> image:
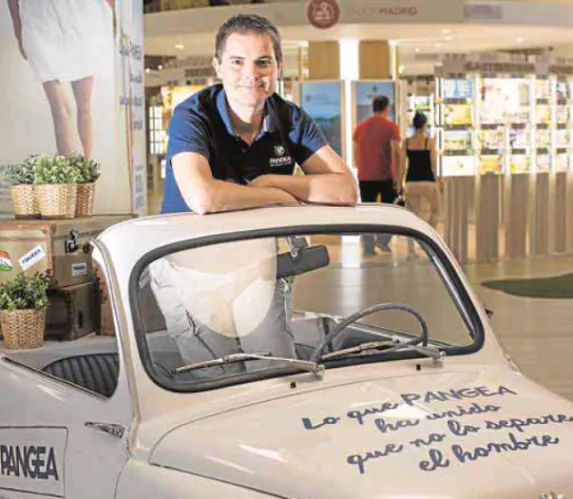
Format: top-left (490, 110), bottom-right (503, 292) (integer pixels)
top-left (307, 0), bottom-right (341, 29)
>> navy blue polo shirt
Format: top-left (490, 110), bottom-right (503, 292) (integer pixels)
top-left (161, 84), bottom-right (328, 214)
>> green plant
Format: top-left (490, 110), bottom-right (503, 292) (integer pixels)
top-left (68, 152), bottom-right (101, 183)
top-left (0, 272), bottom-right (52, 311)
top-left (33, 154), bottom-right (80, 185)
top-left (7, 155), bottom-right (38, 185)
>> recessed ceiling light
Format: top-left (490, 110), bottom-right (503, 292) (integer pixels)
top-left (398, 65), bottom-right (405, 74)
top-left (158, 64), bottom-right (163, 70)
top-left (415, 48), bottom-right (421, 53)
top-left (442, 29), bottom-right (451, 34)
top-left (516, 37), bottom-right (524, 43)
top-left (175, 44), bottom-right (184, 50)
top-left (145, 68), bottom-right (151, 73)
top-left (435, 43), bottom-right (442, 48)
top-left (445, 36), bottom-right (454, 41)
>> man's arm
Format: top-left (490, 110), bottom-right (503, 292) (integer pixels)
top-left (391, 138), bottom-right (401, 190)
top-left (397, 140), bottom-right (407, 189)
top-left (173, 152), bottom-right (298, 215)
top-left (249, 145), bottom-right (358, 205)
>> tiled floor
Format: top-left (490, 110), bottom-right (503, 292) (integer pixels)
top-left (463, 255), bottom-right (573, 401)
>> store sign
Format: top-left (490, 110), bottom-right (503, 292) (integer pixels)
top-left (343, 0), bottom-right (464, 23)
top-left (307, 0), bottom-right (341, 29)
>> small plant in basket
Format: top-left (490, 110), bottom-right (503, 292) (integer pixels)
top-left (0, 271), bottom-right (52, 350)
top-left (68, 153), bottom-right (101, 217)
top-left (33, 154), bottom-right (80, 219)
top-left (8, 155), bottom-right (39, 219)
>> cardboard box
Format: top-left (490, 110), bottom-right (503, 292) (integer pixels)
top-left (0, 215), bottom-right (132, 288)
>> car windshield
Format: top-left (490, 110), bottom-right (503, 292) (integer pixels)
top-left (134, 229), bottom-right (482, 391)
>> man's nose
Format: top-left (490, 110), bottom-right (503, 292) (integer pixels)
top-left (242, 62), bottom-right (261, 78)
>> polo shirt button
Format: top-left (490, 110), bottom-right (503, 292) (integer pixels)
top-left (241, 148), bottom-right (247, 153)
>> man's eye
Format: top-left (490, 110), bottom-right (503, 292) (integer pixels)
top-left (230, 60), bottom-right (243, 66)
top-left (257, 60), bottom-right (272, 68)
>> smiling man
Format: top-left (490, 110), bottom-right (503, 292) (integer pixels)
top-left (161, 13), bottom-right (358, 215)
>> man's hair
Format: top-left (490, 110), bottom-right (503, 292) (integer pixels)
top-left (372, 95), bottom-right (390, 113)
top-left (215, 14), bottom-right (283, 65)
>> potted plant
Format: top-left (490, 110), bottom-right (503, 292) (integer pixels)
top-left (8, 155), bottom-right (40, 219)
top-left (69, 153), bottom-right (101, 217)
top-left (33, 154), bottom-right (79, 219)
top-left (0, 271), bottom-right (51, 349)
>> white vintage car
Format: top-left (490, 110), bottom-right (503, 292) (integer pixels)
top-left (1, 205), bottom-right (572, 499)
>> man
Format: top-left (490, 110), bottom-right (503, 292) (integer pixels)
top-left (352, 95), bottom-right (401, 255)
top-left (161, 13), bottom-right (357, 215)
top-left (154, 14), bottom-right (356, 372)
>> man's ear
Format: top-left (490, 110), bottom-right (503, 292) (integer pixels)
top-left (212, 56), bottom-right (222, 78)
top-left (277, 61), bottom-right (284, 80)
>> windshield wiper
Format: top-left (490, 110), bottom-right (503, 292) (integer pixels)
top-left (320, 339), bottom-right (445, 366)
top-left (171, 353), bottom-right (325, 379)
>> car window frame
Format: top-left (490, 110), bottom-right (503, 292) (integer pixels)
top-left (129, 224), bottom-right (486, 393)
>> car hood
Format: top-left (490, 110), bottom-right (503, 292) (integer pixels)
top-left (149, 368), bottom-right (573, 498)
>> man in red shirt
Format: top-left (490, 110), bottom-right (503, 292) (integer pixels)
top-left (353, 95), bottom-right (401, 255)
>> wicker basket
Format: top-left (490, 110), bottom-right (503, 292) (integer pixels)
top-left (36, 183), bottom-right (77, 219)
top-left (0, 309), bottom-right (46, 349)
top-left (11, 185), bottom-right (40, 219)
top-left (76, 183), bottom-right (95, 217)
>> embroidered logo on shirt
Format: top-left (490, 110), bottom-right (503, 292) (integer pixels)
top-left (270, 144), bottom-right (293, 167)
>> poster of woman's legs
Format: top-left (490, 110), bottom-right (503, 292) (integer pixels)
top-left (0, 0), bottom-right (140, 216)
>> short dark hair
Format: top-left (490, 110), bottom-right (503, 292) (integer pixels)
top-left (372, 95), bottom-right (390, 113)
top-left (413, 111), bottom-right (428, 129)
top-left (215, 14), bottom-right (283, 65)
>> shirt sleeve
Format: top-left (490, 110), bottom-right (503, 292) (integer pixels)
top-left (166, 104), bottom-right (210, 161)
top-left (392, 123), bottom-right (401, 142)
top-left (291, 108), bottom-right (329, 164)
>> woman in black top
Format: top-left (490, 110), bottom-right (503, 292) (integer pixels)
top-left (399, 112), bottom-right (441, 257)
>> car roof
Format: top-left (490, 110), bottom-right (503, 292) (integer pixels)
top-left (96, 204), bottom-right (435, 275)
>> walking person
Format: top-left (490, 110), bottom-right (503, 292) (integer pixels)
top-left (399, 112), bottom-right (441, 258)
top-left (353, 95), bottom-right (401, 256)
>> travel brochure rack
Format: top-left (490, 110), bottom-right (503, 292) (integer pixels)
top-left (433, 71), bottom-right (573, 177)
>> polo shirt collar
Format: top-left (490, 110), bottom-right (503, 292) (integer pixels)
top-left (216, 87), bottom-right (277, 138)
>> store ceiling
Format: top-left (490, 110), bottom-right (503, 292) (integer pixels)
top-left (145, 22), bottom-right (573, 59)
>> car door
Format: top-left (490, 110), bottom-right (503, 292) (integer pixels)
top-left (0, 253), bottom-right (133, 499)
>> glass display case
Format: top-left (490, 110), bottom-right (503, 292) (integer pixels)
top-left (437, 77), bottom-right (475, 176)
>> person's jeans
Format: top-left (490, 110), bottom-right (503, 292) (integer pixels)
top-left (359, 180), bottom-right (397, 253)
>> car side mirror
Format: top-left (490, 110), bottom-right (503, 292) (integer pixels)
top-left (276, 245), bottom-right (330, 279)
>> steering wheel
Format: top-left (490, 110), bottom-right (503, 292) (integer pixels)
top-left (310, 302), bottom-right (429, 363)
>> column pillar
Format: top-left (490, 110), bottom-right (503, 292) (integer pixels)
top-left (359, 40), bottom-right (392, 80)
top-left (308, 41), bottom-right (340, 80)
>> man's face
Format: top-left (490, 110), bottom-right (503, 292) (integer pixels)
top-left (214, 32), bottom-right (281, 110)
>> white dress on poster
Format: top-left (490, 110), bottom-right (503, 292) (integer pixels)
top-left (20, 0), bottom-right (110, 83)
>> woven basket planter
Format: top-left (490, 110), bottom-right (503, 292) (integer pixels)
top-left (36, 183), bottom-right (77, 219)
top-left (11, 185), bottom-right (40, 219)
top-left (76, 183), bottom-right (95, 217)
top-left (0, 309), bottom-right (46, 349)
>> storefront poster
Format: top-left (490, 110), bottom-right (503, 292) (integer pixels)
top-left (0, 0), bottom-right (144, 217)
top-left (355, 81), bottom-right (395, 125)
top-left (299, 82), bottom-right (343, 156)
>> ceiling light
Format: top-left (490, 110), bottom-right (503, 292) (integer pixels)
top-left (516, 37), bottom-right (524, 43)
top-left (158, 64), bottom-right (163, 70)
top-left (145, 68), bottom-right (151, 73)
top-left (415, 48), bottom-right (421, 53)
top-left (175, 44), bottom-right (184, 50)
top-left (434, 43), bottom-right (442, 48)
top-left (445, 36), bottom-right (453, 41)
top-left (442, 29), bottom-right (451, 34)
top-left (398, 65), bottom-right (405, 74)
